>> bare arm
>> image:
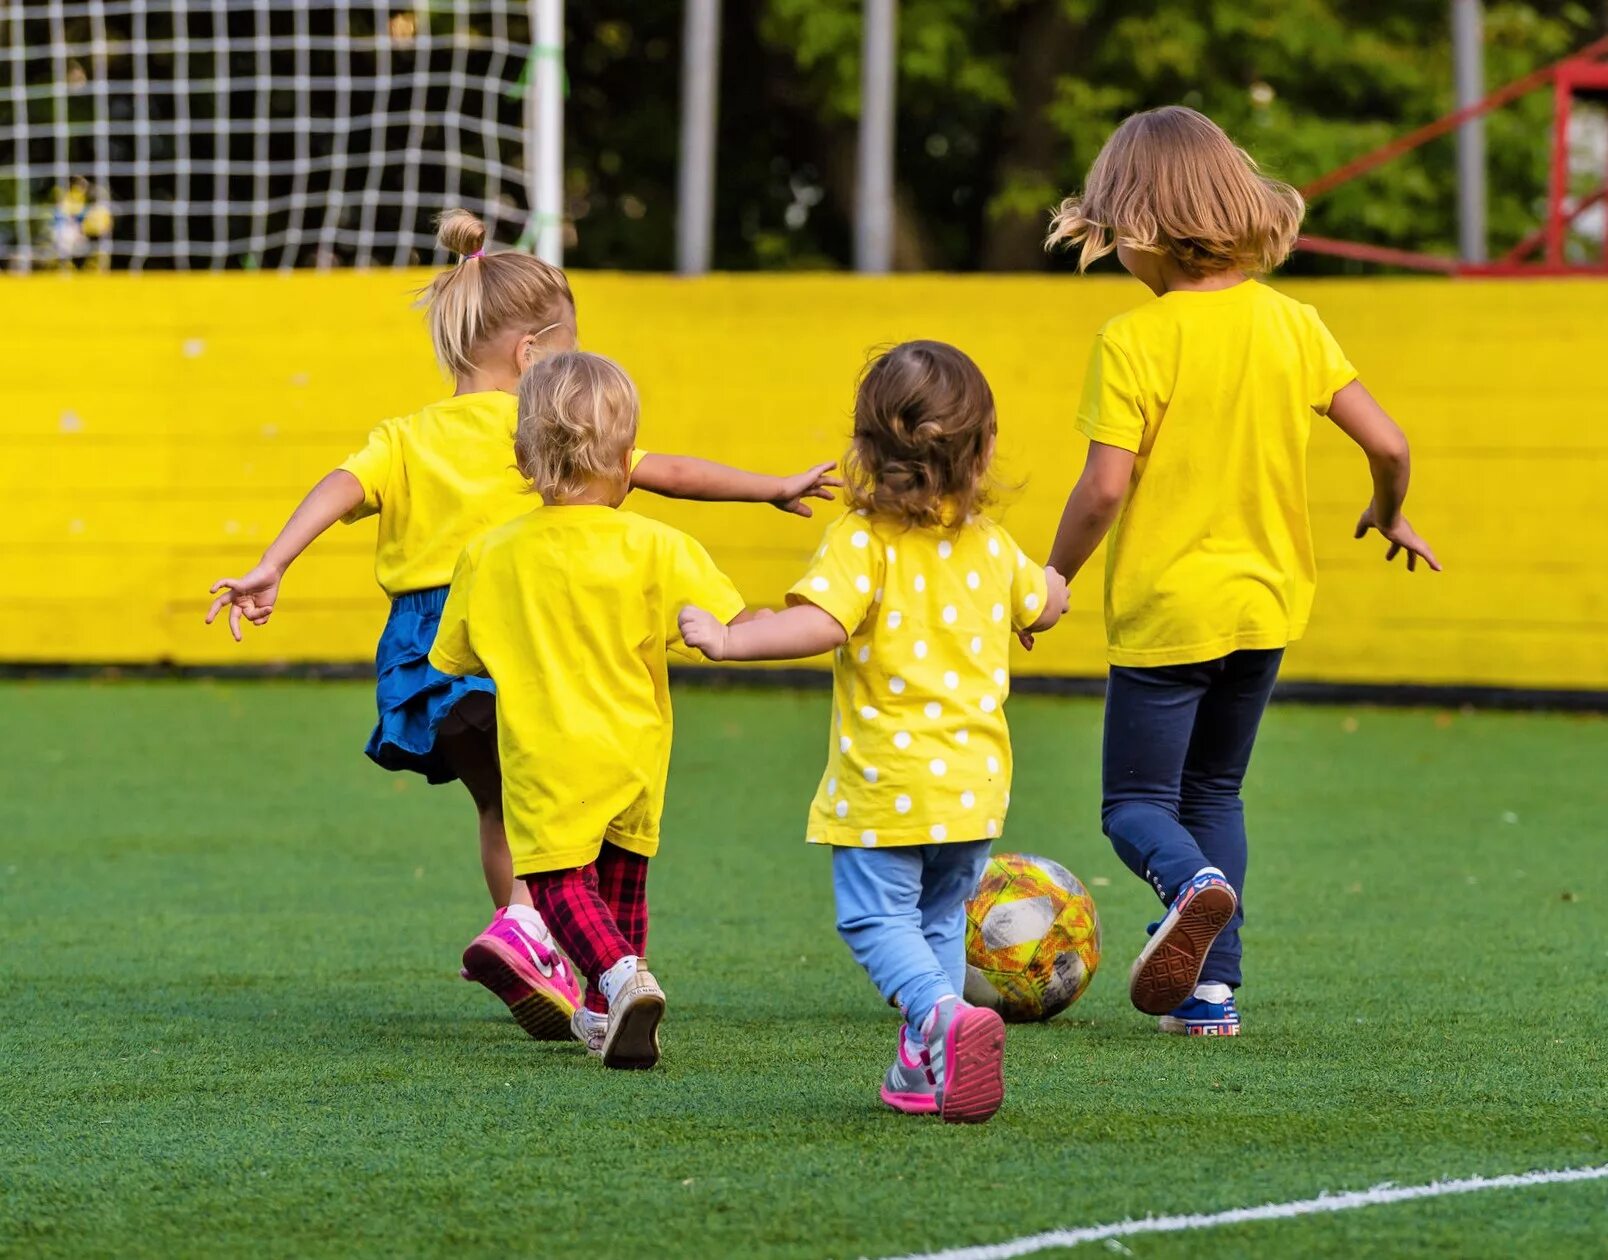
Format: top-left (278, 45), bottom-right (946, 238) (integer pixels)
top-left (204, 469), bottom-right (366, 640)
top-left (678, 602), bottom-right (846, 662)
top-left (1047, 441), bottom-right (1135, 581)
top-left (1328, 381), bottom-right (1440, 572)
top-left (631, 454), bottom-right (842, 517)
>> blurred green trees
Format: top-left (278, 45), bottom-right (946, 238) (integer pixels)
top-left (564, 0), bottom-right (1601, 271)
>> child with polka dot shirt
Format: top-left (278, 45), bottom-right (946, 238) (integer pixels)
top-left (680, 341), bottom-right (1069, 1122)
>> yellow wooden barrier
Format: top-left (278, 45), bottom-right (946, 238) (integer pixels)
top-left (2, 272), bottom-right (1604, 689)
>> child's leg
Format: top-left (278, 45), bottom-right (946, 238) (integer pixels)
top-left (526, 860), bottom-right (636, 1001)
top-left (436, 692), bottom-right (533, 910)
top-left (1178, 649), bottom-right (1283, 988)
top-left (583, 842), bottom-right (650, 1016)
top-left (916, 841), bottom-right (992, 999)
top-left (1101, 663), bottom-right (1216, 904)
top-left (833, 845), bottom-right (953, 1032)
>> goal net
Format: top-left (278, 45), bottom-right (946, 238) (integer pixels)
top-left (1, 1), bottom-right (541, 271)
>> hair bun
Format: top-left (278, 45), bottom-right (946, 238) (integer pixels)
top-left (436, 208), bottom-right (487, 257)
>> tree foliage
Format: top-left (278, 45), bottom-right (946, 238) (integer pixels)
top-left (564, 1), bottom-right (1602, 271)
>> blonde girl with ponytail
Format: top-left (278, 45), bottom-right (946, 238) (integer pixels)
top-left (206, 209), bottom-right (839, 1042)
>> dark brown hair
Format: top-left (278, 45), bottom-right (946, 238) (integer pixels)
top-left (846, 341), bottom-right (997, 529)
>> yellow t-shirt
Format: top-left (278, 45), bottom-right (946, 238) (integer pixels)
top-left (789, 512), bottom-right (1048, 849)
top-left (427, 506), bottom-right (745, 874)
top-left (340, 391), bottom-right (645, 597)
top-left (1077, 280), bottom-right (1356, 667)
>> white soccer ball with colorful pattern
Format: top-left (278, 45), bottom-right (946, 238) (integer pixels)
top-left (964, 852), bottom-right (1102, 1021)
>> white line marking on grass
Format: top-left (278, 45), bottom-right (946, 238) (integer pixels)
top-left (875, 1165), bottom-right (1608, 1260)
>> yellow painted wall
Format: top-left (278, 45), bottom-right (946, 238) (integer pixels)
top-left (2, 272), bottom-right (1604, 688)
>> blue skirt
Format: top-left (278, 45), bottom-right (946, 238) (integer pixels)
top-left (364, 586), bottom-right (496, 784)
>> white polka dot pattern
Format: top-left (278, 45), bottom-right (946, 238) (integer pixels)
top-left (799, 512), bottom-right (1030, 851)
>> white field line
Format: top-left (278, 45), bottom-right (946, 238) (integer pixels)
top-left (873, 1165), bottom-right (1608, 1260)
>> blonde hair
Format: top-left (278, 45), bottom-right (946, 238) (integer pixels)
top-left (515, 351), bottom-right (640, 504)
top-left (846, 341), bottom-right (997, 530)
top-left (417, 209), bottom-right (575, 378)
top-left (1045, 106), bottom-right (1303, 276)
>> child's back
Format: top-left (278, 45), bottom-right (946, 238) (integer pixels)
top-left (433, 503), bottom-right (737, 864)
top-left (341, 391), bottom-right (531, 597)
top-left (1083, 280), bottom-right (1353, 664)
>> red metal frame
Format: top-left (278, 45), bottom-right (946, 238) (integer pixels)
top-left (1295, 33), bottom-right (1608, 276)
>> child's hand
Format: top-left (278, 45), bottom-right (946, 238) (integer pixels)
top-left (206, 563), bottom-right (284, 641)
top-left (678, 605), bottom-right (731, 660)
top-left (771, 462), bottom-right (842, 518)
top-left (1019, 566), bottom-right (1071, 650)
top-left (1354, 505), bottom-right (1441, 572)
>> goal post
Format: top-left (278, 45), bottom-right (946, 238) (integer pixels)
top-left (0, 0), bottom-right (555, 272)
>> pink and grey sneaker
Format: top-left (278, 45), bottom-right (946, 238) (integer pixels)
top-left (882, 996), bottom-right (1007, 1123)
top-left (461, 907), bottom-right (581, 1041)
top-left (880, 1026), bottom-right (940, 1115)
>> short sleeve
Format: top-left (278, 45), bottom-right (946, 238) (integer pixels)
top-left (337, 422), bottom-right (395, 523)
top-left (427, 545), bottom-right (485, 678)
top-left (665, 531), bottom-right (745, 653)
top-left (1075, 332), bottom-right (1146, 453)
top-left (1001, 528), bottom-right (1050, 632)
top-left (786, 515), bottom-right (882, 637)
top-left (1305, 308), bottom-right (1357, 415)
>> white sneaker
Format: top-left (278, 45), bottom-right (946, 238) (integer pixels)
top-left (601, 967), bottom-right (666, 1070)
top-left (571, 1007), bottom-right (607, 1056)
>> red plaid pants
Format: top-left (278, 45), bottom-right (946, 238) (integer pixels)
top-left (526, 842), bottom-right (649, 1014)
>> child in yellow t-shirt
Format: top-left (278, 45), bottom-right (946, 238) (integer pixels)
top-left (1044, 107), bottom-right (1440, 1036)
top-left (430, 351), bottom-right (753, 1070)
top-left (681, 341), bottom-right (1069, 1122)
top-left (204, 209), bottom-right (838, 1039)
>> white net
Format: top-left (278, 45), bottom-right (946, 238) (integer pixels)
top-left (1, 1), bottom-right (539, 271)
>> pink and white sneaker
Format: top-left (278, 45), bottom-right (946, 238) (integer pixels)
top-left (461, 907), bottom-right (581, 1041)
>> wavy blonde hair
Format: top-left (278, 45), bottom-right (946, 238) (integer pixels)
top-left (416, 209), bottom-right (575, 378)
top-left (846, 341), bottom-right (997, 530)
top-left (515, 351), bottom-right (639, 504)
top-left (1046, 106), bottom-right (1303, 276)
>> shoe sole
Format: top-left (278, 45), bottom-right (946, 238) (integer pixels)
top-left (602, 989), bottom-right (665, 1070)
top-left (1129, 884), bottom-right (1237, 1016)
top-left (939, 1007), bottom-right (1006, 1124)
top-left (461, 938), bottom-right (577, 1042)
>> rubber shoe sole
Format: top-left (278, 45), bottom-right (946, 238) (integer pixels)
top-left (602, 972), bottom-right (665, 1070)
top-left (1129, 882), bottom-right (1237, 1016)
top-left (461, 937), bottom-right (577, 1042)
top-left (938, 1006), bottom-right (1006, 1124)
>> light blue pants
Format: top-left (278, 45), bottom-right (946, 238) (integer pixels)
top-left (832, 841), bottom-right (991, 1034)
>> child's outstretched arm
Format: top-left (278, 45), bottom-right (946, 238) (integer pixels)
top-left (679, 602), bottom-right (845, 662)
top-left (1047, 440), bottom-right (1135, 582)
top-left (632, 455), bottom-right (842, 518)
top-left (204, 469), bottom-right (366, 640)
top-left (1328, 381), bottom-right (1440, 572)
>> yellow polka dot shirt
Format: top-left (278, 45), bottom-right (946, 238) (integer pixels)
top-left (788, 511), bottom-right (1048, 849)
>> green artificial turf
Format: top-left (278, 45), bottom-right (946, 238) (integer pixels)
top-left (1, 681), bottom-right (1604, 1258)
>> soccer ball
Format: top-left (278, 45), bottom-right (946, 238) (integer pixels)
top-left (964, 852), bottom-right (1101, 1022)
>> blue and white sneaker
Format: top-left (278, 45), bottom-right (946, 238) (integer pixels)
top-left (1158, 983), bottom-right (1241, 1036)
top-left (1129, 867), bottom-right (1238, 1015)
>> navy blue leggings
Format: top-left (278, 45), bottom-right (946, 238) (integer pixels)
top-left (1101, 649), bottom-right (1283, 988)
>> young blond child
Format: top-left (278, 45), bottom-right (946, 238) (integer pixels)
top-left (1044, 106), bottom-right (1439, 1035)
top-left (430, 350), bottom-right (757, 1068)
top-left (205, 210), bottom-right (837, 1040)
top-left (681, 341), bottom-right (1069, 1121)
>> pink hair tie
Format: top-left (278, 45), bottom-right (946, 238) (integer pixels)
top-left (465, 248), bottom-right (484, 260)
